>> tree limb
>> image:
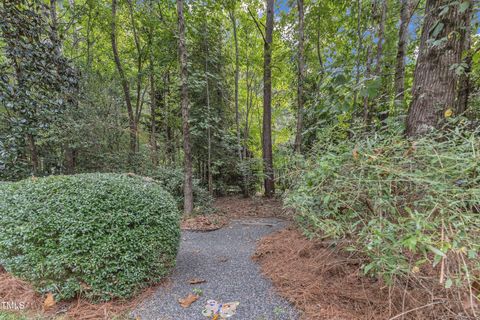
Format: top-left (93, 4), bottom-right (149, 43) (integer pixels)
top-left (247, 7), bottom-right (266, 44)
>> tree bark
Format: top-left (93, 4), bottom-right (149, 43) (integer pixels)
top-left (406, 0), bottom-right (470, 137)
top-left (262, 0), bottom-right (275, 197)
top-left (229, 9), bottom-right (242, 162)
top-left (177, 0), bottom-right (194, 214)
top-left (294, 0), bottom-right (305, 153)
top-left (126, 0), bottom-right (144, 150)
top-left (353, 0), bottom-right (362, 110)
top-left (375, 0), bottom-right (387, 76)
top-left (111, 0), bottom-right (137, 155)
top-left (204, 25), bottom-right (213, 195)
top-left (456, 5), bottom-right (472, 114)
top-left (149, 34), bottom-right (158, 167)
top-left (393, 0), bottom-right (411, 104)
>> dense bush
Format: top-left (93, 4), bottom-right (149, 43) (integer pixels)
top-left (285, 121), bottom-right (480, 288)
top-left (147, 167), bottom-right (212, 212)
top-left (0, 173), bottom-right (180, 301)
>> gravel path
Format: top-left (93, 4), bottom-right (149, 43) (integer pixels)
top-left (133, 218), bottom-right (299, 320)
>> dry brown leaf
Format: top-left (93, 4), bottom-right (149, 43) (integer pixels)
top-left (188, 278), bottom-right (206, 285)
top-left (43, 292), bottom-right (56, 310)
top-left (352, 146), bottom-right (359, 160)
top-left (178, 293), bottom-right (199, 308)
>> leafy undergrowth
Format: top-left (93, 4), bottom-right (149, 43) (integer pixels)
top-left (254, 228), bottom-right (478, 320)
top-left (283, 121), bottom-right (480, 316)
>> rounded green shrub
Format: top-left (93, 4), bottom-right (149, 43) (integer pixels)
top-left (0, 173), bottom-right (180, 301)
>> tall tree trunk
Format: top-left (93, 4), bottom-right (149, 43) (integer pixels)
top-left (229, 10), bottom-right (242, 162)
top-left (149, 35), bottom-right (158, 167)
top-left (177, 0), bottom-right (194, 214)
top-left (204, 26), bottom-right (213, 195)
top-left (394, 0), bottom-right (411, 105)
top-left (86, 3), bottom-right (93, 69)
top-left (262, 0), bottom-right (275, 197)
top-left (163, 71), bottom-right (175, 165)
top-left (353, 0), bottom-right (362, 109)
top-left (126, 0), bottom-right (144, 151)
top-left (406, 0), bottom-right (470, 137)
top-left (111, 0), bottom-right (137, 155)
top-left (364, 46), bottom-right (372, 125)
top-left (375, 0), bottom-right (387, 76)
top-left (456, 5), bottom-right (473, 114)
top-left (294, 0), bottom-right (305, 153)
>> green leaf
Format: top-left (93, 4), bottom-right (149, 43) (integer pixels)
top-left (444, 278), bottom-right (453, 289)
top-left (459, 1), bottom-right (470, 13)
top-left (427, 245), bottom-right (446, 257)
top-left (431, 22), bottom-right (444, 38)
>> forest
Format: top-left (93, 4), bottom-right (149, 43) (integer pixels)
top-left (0, 0), bottom-right (479, 319)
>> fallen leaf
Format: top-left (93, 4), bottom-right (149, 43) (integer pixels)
top-left (188, 278), bottom-right (206, 285)
top-left (43, 292), bottom-right (56, 310)
top-left (352, 146), bottom-right (359, 160)
top-left (178, 293), bottom-right (199, 308)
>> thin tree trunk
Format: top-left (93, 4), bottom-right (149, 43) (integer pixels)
top-left (111, 0), bottom-right (137, 155)
top-left (364, 46), bottom-right (372, 125)
top-left (456, 6), bottom-right (472, 114)
top-left (316, 29), bottom-right (324, 77)
top-left (394, 0), bottom-right (411, 104)
top-left (294, 0), bottom-right (305, 153)
top-left (149, 35), bottom-right (158, 167)
top-left (86, 3), bottom-right (93, 69)
top-left (177, 0), bottom-right (194, 214)
top-left (375, 0), bottom-right (387, 76)
top-left (163, 71), bottom-right (175, 165)
top-left (229, 9), bottom-right (242, 162)
top-left (262, 0), bottom-right (275, 197)
top-left (126, 0), bottom-right (144, 149)
top-left (353, 0), bottom-right (362, 109)
top-left (204, 26), bottom-right (213, 195)
top-left (406, 0), bottom-right (470, 137)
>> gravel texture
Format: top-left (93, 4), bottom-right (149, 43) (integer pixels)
top-left (133, 218), bottom-right (299, 320)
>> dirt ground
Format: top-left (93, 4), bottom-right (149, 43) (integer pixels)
top-left (181, 195), bottom-right (289, 231)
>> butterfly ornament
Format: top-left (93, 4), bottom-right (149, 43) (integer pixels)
top-left (202, 300), bottom-right (240, 319)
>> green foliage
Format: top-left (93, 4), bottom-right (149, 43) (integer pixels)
top-left (147, 167), bottom-right (212, 212)
top-left (285, 120), bottom-right (480, 286)
top-left (0, 173), bottom-right (180, 301)
top-left (0, 1), bottom-right (78, 178)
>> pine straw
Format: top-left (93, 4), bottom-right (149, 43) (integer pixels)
top-left (0, 268), bottom-right (163, 319)
top-left (253, 228), bottom-right (478, 320)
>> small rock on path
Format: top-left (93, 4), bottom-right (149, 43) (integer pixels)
top-left (133, 218), bottom-right (299, 320)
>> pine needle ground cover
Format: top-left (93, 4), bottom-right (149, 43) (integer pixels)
top-left (283, 123), bottom-right (480, 317)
